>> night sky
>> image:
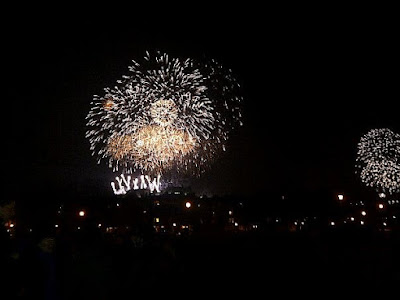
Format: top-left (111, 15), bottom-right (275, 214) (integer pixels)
top-left (6, 11), bottom-right (399, 205)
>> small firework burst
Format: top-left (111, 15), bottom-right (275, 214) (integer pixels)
top-left (356, 128), bottom-right (400, 194)
top-left (86, 51), bottom-right (243, 177)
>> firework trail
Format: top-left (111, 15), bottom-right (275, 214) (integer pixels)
top-left (86, 51), bottom-right (243, 177)
top-left (356, 128), bottom-right (400, 194)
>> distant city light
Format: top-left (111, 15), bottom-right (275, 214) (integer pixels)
top-left (55, 224), bottom-right (59, 228)
top-left (185, 201), bottom-right (191, 208)
top-left (338, 194), bottom-right (344, 201)
top-left (79, 210), bottom-right (85, 217)
top-left (360, 221), bottom-right (364, 225)
top-left (361, 211), bottom-right (367, 216)
top-left (98, 223), bottom-right (102, 228)
top-left (330, 221), bottom-right (335, 226)
top-left (155, 217), bottom-right (160, 223)
top-left (378, 204), bottom-right (384, 209)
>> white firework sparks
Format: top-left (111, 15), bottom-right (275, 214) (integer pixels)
top-left (356, 128), bottom-right (400, 194)
top-left (86, 51), bottom-right (243, 176)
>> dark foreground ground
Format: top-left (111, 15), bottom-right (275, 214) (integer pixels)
top-left (2, 227), bottom-right (400, 298)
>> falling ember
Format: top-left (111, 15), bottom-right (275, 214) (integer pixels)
top-left (102, 97), bottom-right (115, 110)
top-left (86, 51), bottom-right (243, 176)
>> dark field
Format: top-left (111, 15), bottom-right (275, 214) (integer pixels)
top-left (2, 227), bottom-right (400, 298)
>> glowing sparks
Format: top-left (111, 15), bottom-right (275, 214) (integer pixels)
top-left (86, 51), bottom-right (243, 176)
top-left (132, 125), bottom-right (196, 171)
top-left (107, 134), bottom-right (135, 161)
top-left (150, 99), bottom-right (178, 127)
top-left (356, 128), bottom-right (400, 194)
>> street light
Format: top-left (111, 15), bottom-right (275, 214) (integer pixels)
top-left (185, 201), bottom-right (191, 209)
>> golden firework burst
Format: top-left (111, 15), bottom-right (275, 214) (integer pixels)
top-left (107, 134), bottom-right (134, 161)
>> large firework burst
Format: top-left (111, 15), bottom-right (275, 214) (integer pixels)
top-left (86, 51), bottom-right (243, 176)
top-left (355, 128), bottom-right (400, 194)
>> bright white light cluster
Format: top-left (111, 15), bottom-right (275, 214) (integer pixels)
top-left (356, 128), bottom-right (400, 194)
top-left (86, 51), bottom-right (243, 176)
top-left (111, 174), bottom-right (161, 195)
